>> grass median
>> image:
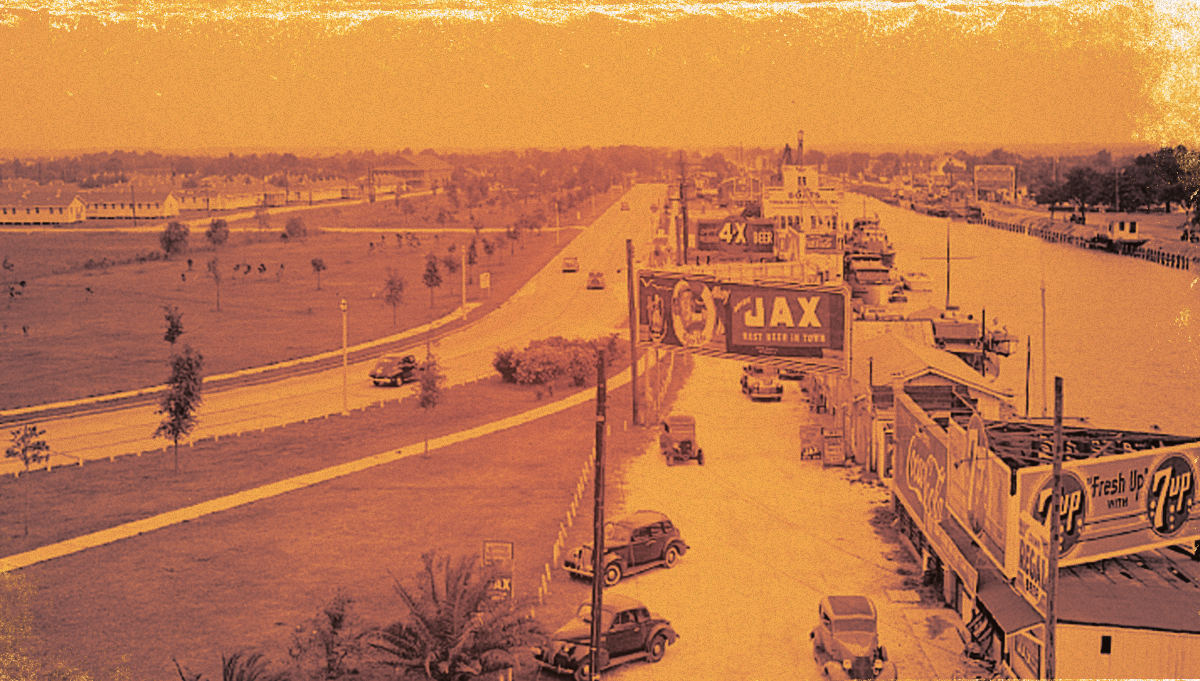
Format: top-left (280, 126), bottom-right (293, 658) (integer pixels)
top-left (6, 352), bottom-right (693, 681)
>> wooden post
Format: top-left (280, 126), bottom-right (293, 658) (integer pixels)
top-left (626, 239), bottom-right (639, 425)
top-left (1046, 376), bottom-right (1064, 679)
top-left (588, 351), bottom-right (607, 681)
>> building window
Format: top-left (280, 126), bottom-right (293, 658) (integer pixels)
top-left (1100, 635), bottom-right (1111, 655)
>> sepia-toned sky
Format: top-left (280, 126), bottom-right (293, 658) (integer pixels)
top-left (1, 1), bottom-right (1197, 153)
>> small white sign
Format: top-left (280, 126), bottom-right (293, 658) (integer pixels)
top-left (479, 272), bottom-right (491, 289)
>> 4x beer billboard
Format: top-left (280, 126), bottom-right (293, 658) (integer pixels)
top-left (695, 217), bottom-right (776, 254)
top-left (1014, 443), bottom-right (1200, 566)
top-left (638, 270), bottom-right (848, 370)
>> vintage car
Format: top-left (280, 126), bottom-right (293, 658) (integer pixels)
top-left (741, 364), bottom-right (783, 401)
top-left (620, 201), bottom-right (630, 211)
top-left (532, 594), bottom-right (677, 681)
top-left (562, 256), bottom-right (580, 273)
top-left (810, 595), bottom-right (897, 680)
top-left (586, 271), bottom-right (606, 290)
top-left (660, 414), bottom-right (703, 466)
top-left (779, 365), bottom-right (807, 381)
top-left (368, 354), bottom-right (418, 386)
top-left (563, 510), bottom-right (688, 587)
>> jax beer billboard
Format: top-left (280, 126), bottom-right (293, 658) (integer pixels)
top-left (638, 270), bottom-right (848, 370)
top-left (1014, 443), bottom-right (1200, 567)
top-left (695, 217), bottom-right (776, 254)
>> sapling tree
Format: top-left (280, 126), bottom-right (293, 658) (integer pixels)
top-left (154, 346), bottom-right (204, 472)
top-left (206, 258), bottom-right (222, 311)
top-left (311, 258), bottom-right (326, 290)
top-left (205, 218), bottom-right (229, 247)
top-left (160, 221), bottom-right (190, 259)
top-left (6, 424), bottom-right (51, 536)
top-left (422, 254), bottom-right (442, 308)
top-left (163, 305), bottom-right (185, 345)
top-left (417, 354), bottom-right (444, 456)
top-left (383, 268), bottom-right (405, 327)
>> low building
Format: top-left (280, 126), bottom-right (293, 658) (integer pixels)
top-left (0, 186), bottom-right (86, 224)
top-left (81, 186), bottom-right (180, 220)
top-left (374, 155), bottom-right (453, 192)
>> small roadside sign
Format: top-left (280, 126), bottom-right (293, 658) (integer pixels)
top-left (482, 540), bottom-right (514, 601)
top-left (480, 272), bottom-right (491, 290)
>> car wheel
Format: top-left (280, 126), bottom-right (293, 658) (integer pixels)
top-left (663, 545), bottom-right (680, 568)
top-left (697, 450), bottom-right (705, 466)
top-left (665, 455), bottom-right (675, 467)
top-left (573, 662), bottom-right (591, 681)
top-left (603, 563), bottom-right (623, 587)
top-left (646, 633), bottom-right (667, 662)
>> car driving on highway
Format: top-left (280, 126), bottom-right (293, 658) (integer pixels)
top-left (369, 354), bottom-right (418, 386)
top-left (532, 594), bottom-right (677, 681)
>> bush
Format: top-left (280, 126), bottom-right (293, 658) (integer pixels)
top-left (285, 216), bottom-right (307, 239)
top-left (493, 348), bottom-right (519, 383)
top-left (206, 219), bottom-right (230, 247)
top-left (160, 221), bottom-right (191, 259)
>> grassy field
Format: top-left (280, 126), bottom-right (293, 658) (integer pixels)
top-left (0, 187), bottom-right (621, 410)
top-left (5, 353), bottom-right (692, 681)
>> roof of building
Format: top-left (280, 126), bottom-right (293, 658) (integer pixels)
top-left (980, 420), bottom-right (1200, 469)
top-left (0, 186), bottom-right (84, 206)
top-left (79, 186), bottom-right (177, 202)
top-left (852, 330), bottom-right (1011, 399)
top-left (1058, 547), bottom-right (1200, 634)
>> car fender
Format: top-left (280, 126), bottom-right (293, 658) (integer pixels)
top-left (874, 660), bottom-right (898, 680)
top-left (667, 540), bottom-right (689, 556)
top-left (646, 624), bottom-right (677, 646)
top-left (822, 661), bottom-right (850, 680)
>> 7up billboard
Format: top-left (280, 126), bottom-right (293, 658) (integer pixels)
top-left (638, 271), bottom-right (848, 371)
top-left (1012, 443), bottom-right (1200, 567)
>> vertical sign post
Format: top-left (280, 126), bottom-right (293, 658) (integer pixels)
top-left (588, 351), bottom-right (607, 681)
top-left (482, 541), bottom-right (514, 602)
top-left (462, 249), bottom-right (467, 319)
top-left (1046, 376), bottom-right (1064, 680)
top-left (340, 299), bottom-right (349, 415)
top-left (626, 239), bottom-right (638, 425)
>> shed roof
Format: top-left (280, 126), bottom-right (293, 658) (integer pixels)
top-left (0, 186), bottom-right (84, 206)
top-left (853, 330), bottom-right (1011, 399)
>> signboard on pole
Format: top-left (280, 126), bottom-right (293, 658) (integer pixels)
top-left (637, 270), bottom-right (848, 372)
top-left (482, 540), bottom-right (514, 601)
top-left (479, 272), bottom-right (490, 290)
top-left (974, 165), bottom-right (1016, 199)
top-left (1017, 511), bottom-right (1050, 616)
top-left (695, 217), bottom-right (775, 254)
top-left (1014, 443), bottom-right (1200, 567)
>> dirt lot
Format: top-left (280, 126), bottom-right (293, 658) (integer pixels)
top-left (0, 188), bottom-right (620, 410)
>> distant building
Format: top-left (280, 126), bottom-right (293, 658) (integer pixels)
top-left (374, 155), bottom-right (453, 192)
top-left (81, 186), bottom-right (179, 220)
top-left (0, 185), bottom-right (86, 224)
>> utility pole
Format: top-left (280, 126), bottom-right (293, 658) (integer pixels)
top-left (462, 248), bottom-right (467, 318)
top-left (1046, 376), bottom-right (1064, 679)
top-left (678, 152), bottom-right (689, 266)
top-left (131, 183), bottom-right (137, 228)
top-left (340, 299), bottom-right (349, 415)
top-left (555, 201), bottom-right (560, 246)
top-left (1025, 336), bottom-right (1032, 418)
top-left (1041, 280), bottom-right (1048, 418)
top-left (587, 351), bottom-right (608, 681)
top-left (626, 239), bottom-right (639, 426)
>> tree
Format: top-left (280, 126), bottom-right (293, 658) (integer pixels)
top-left (466, 240), bottom-right (478, 283)
top-left (422, 254), bottom-right (442, 308)
top-left (1174, 146), bottom-right (1200, 223)
top-left (287, 589), bottom-right (366, 681)
top-left (370, 552), bottom-right (543, 681)
top-left (160, 221), bottom-right (190, 259)
top-left (206, 218), bottom-right (230, 247)
top-left (416, 354), bottom-right (445, 456)
top-left (173, 651), bottom-right (285, 681)
top-left (439, 254), bottom-right (460, 277)
top-left (311, 258), bottom-right (327, 291)
top-left (505, 225), bottom-right (518, 254)
top-left (154, 346), bottom-right (204, 472)
top-left (207, 258), bottom-right (222, 311)
top-left (163, 305), bottom-right (185, 345)
top-left (482, 238), bottom-right (494, 263)
top-left (1062, 166), bottom-right (1105, 223)
top-left (285, 216), bottom-right (307, 239)
top-left (6, 424), bottom-right (51, 536)
top-left (383, 268), bottom-right (405, 327)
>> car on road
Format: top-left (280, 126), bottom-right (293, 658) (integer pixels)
top-left (563, 510), bottom-right (689, 587)
top-left (562, 256), bottom-right (580, 273)
top-left (532, 594), bottom-right (677, 681)
top-left (587, 271), bottom-right (605, 289)
top-left (620, 201), bottom-right (630, 211)
top-left (810, 595), bottom-right (897, 680)
top-left (779, 366), bottom-right (806, 381)
top-left (741, 364), bottom-right (783, 401)
top-left (369, 354), bottom-right (418, 386)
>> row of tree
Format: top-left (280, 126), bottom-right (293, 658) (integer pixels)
top-left (1029, 146), bottom-right (1199, 220)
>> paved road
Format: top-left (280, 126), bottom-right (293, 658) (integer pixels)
top-left (7, 184), bottom-right (666, 474)
top-left (593, 356), bottom-right (979, 681)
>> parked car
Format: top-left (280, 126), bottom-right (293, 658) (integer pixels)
top-left (369, 354), bottom-right (417, 386)
top-left (620, 201), bottom-right (630, 211)
top-left (587, 271), bottom-right (606, 289)
top-left (563, 510), bottom-right (688, 587)
top-left (660, 414), bottom-right (703, 466)
top-left (741, 364), bottom-right (783, 401)
top-left (562, 256), bottom-right (580, 273)
top-left (779, 366), bottom-right (807, 381)
top-left (810, 595), bottom-right (897, 680)
top-left (532, 594), bottom-right (677, 681)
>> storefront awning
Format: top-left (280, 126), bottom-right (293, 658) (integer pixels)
top-left (975, 563), bottom-right (1042, 635)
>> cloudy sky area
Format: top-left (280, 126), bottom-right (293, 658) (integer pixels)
top-left (1, 0), bottom-right (1197, 154)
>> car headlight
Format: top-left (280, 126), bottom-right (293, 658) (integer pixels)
top-left (874, 658), bottom-right (884, 671)
top-left (842, 659), bottom-right (853, 670)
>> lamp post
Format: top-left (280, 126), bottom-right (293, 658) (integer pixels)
top-left (1115, 167), bottom-right (1124, 214)
top-left (340, 299), bottom-right (349, 415)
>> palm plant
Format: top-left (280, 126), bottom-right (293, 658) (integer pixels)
top-left (370, 552), bottom-right (543, 681)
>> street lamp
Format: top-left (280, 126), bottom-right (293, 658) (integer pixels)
top-left (1115, 167), bottom-right (1124, 214)
top-left (340, 299), bottom-right (349, 415)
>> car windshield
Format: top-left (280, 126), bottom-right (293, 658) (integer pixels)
top-left (604, 523), bottom-right (631, 543)
top-left (833, 618), bottom-right (876, 634)
top-left (372, 359), bottom-right (395, 372)
top-left (575, 604), bottom-right (615, 630)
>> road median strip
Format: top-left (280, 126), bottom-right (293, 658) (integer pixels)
top-left (0, 360), bottom-right (640, 574)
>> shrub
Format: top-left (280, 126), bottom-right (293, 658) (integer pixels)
top-left (284, 217), bottom-right (307, 239)
top-left (206, 219), bottom-right (230, 247)
top-left (160, 221), bottom-right (190, 259)
top-left (493, 348), bottom-right (519, 383)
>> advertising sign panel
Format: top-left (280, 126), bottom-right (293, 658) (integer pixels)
top-left (482, 540), bottom-right (514, 601)
top-left (1016, 511), bottom-right (1049, 616)
top-left (893, 391), bottom-right (949, 530)
top-left (695, 217), bottom-right (775, 253)
top-left (974, 165), bottom-right (1016, 194)
top-left (638, 271), bottom-right (848, 369)
top-left (1010, 625), bottom-right (1043, 680)
top-left (1014, 444), bottom-right (1200, 566)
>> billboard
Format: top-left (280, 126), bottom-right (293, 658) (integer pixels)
top-left (695, 217), bottom-right (775, 253)
top-left (638, 270), bottom-right (848, 370)
top-left (482, 540), bottom-right (514, 601)
top-left (974, 165), bottom-right (1016, 194)
top-left (893, 391), bottom-right (949, 531)
top-left (1013, 444), bottom-right (1200, 567)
